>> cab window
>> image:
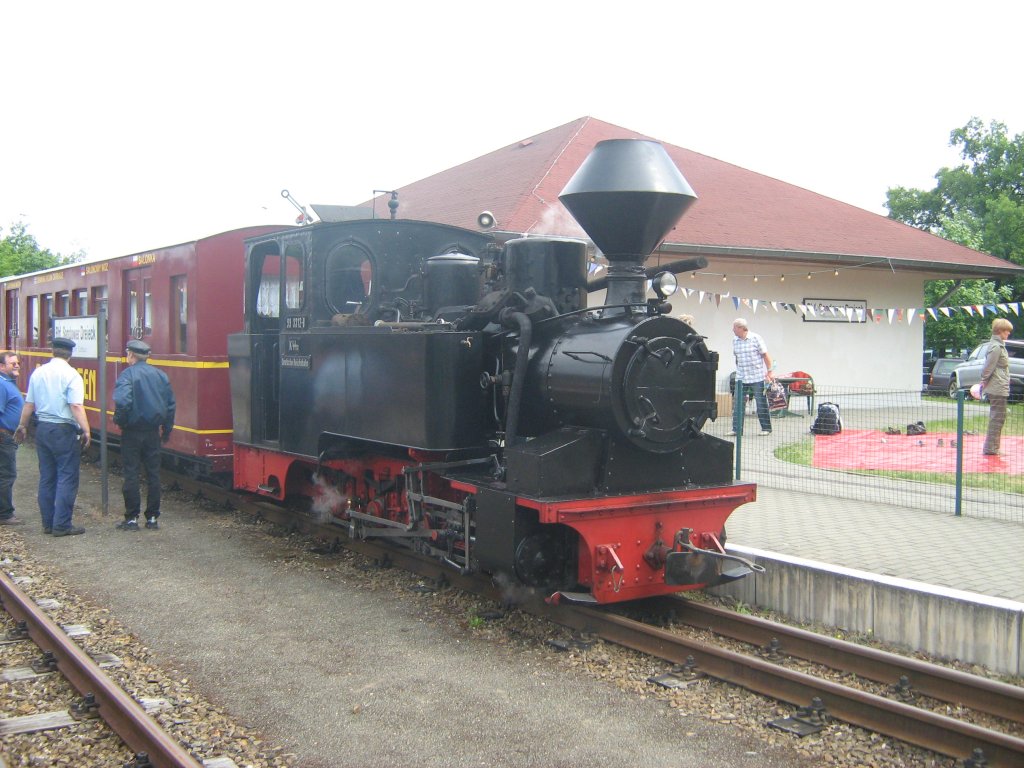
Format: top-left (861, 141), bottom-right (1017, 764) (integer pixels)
top-left (326, 242), bottom-right (372, 315)
top-left (284, 243), bottom-right (304, 311)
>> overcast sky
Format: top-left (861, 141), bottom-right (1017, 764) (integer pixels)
top-left (2, 0), bottom-right (1021, 261)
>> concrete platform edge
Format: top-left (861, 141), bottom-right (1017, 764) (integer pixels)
top-left (712, 544), bottom-right (1023, 677)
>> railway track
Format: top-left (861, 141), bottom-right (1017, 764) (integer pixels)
top-left (0, 565), bottom-right (234, 768)
top-left (652, 597), bottom-right (1024, 725)
top-left (558, 604), bottom-right (1024, 766)
top-left (171, 473), bottom-right (1024, 766)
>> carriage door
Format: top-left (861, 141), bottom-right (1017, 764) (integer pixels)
top-left (125, 269), bottom-right (153, 343)
top-left (4, 288), bottom-right (18, 349)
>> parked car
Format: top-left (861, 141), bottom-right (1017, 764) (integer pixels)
top-left (948, 339), bottom-right (1024, 401)
top-left (924, 357), bottom-right (965, 395)
top-left (922, 348), bottom-right (970, 386)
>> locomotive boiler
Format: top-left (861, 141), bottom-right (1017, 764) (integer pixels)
top-left (229, 139), bottom-right (759, 604)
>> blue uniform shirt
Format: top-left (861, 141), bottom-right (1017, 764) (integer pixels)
top-left (25, 358), bottom-right (83, 425)
top-left (0, 373), bottom-right (23, 432)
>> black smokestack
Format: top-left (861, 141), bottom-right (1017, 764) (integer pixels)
top-left (559, 139), bottom-right (697, 306)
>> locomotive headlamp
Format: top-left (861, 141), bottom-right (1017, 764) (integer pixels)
top-left (651, 271), bottom-right (678, 299)
top-left (477, 211), bottom-right (496, 229)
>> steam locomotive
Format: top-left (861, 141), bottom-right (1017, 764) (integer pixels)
top-left (228, 140), bottom-right (758, 604)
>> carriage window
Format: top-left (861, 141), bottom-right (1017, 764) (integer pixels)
top-left (5, 289), bottom-right (18, 350)
top-left (172, 275), bottom-right (187, 353)
top-left (41, 294), bottom-right (53, 342)
top-left (142, 278), bottom-right (153, 335)
top-left (91, 286), bottom-right (107, 321)
top-left (28, 296), bottom-right (39, 346)
top-left (128, 283), bottom-right (139, 335)
top-left (56, 291), bottom-right (70, 317)
top-left (256, 254), bottom-right (282, 319)
top-left (326, 242), bottom-right (372, 315)
top-left (74, 289), bottom-right (88, 314)
top-left (284, 244), bottom-right (304, 310)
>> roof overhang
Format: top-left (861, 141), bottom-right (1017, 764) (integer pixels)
top-left (655, 242), bottom-right (1024, 280)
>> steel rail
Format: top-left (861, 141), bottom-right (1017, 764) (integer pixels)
top-left (541, 605), bottom-right (1024, 766)
top-left (663, 597), bottom-right (1024, 724)
top-left (0, 568), bottom-right (203, 768)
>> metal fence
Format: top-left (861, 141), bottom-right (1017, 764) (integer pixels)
top-left (722, 383), bottom-right (1023, 523)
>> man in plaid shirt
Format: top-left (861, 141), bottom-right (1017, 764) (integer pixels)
top-left (730, 318), bottom-right (775, 436)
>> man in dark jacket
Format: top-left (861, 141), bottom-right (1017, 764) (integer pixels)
top-left (113, 340), bottom-right (175, 531)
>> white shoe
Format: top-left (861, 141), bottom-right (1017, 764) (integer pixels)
top-left (726, 431), bottom-right (737, 436)
top-left (760, 430), bottom-right (772, 436)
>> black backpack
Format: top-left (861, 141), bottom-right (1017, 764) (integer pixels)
top-left (810, 402), bottom-right (842, 435)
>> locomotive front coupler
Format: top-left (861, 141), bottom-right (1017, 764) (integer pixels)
top-left (663, 528), bottom-right (766, 587)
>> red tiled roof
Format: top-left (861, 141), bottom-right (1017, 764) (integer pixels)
top-left (367, 117), bottom-right (1022, 277)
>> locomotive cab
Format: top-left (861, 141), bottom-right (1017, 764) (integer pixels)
top-left (229, 220), bottom-right (499, 461)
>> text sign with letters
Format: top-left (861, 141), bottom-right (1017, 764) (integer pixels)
top-left (801, 298), bottom-right (867, 324)
top-left (52, 316), bottom-right (99, 359)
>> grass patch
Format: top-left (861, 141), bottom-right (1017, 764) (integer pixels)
top-left (847, 468), bottom-right (1024, 493)
top-left (775, 437), bottom-right (813, 465)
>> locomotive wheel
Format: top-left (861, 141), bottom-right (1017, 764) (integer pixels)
top-left (513, 530), bottom-right (573, 591)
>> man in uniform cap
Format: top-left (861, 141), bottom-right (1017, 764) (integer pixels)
top-left (15, 338), bottom-right (91, 536)
top-left (113, 338), bottom-right (175, 531)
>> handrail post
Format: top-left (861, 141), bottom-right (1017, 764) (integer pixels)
top-left (733, 378), bottom-right (744, 480)
top-left (955, 389), bottom-right (964, 516)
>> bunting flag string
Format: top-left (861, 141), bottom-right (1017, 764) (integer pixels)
top-left (674, 290), bottom-right (1021, 325)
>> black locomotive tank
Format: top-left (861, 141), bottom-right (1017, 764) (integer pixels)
top-left (518, 313), bottom-right (718, 453)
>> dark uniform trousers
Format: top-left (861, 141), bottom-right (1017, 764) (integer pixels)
top-left (0, 432), bottom-right (17, 518)
top-left (35, 422), bottom-right (81, 532)
top-left (121, 426), bottom-right (162, 520)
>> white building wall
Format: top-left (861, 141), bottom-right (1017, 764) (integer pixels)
top-left (648, 264), bottom-right (933, 392)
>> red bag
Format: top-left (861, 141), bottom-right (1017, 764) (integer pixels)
top-left (785, 371), bottom-right (814, 395)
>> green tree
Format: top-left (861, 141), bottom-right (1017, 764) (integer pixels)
top-left (0, 221), bottom-right (83, 277)
top-left (886, 118), bottom-right (1024, 349)
top-left (922, 279), bottom-right (1011, 356)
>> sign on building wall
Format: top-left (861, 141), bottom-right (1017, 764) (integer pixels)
top-left (801, 298), bottom-right (868, 323)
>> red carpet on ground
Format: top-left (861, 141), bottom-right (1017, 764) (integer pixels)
top-left (811, 429), bottom-right (1021, 474)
